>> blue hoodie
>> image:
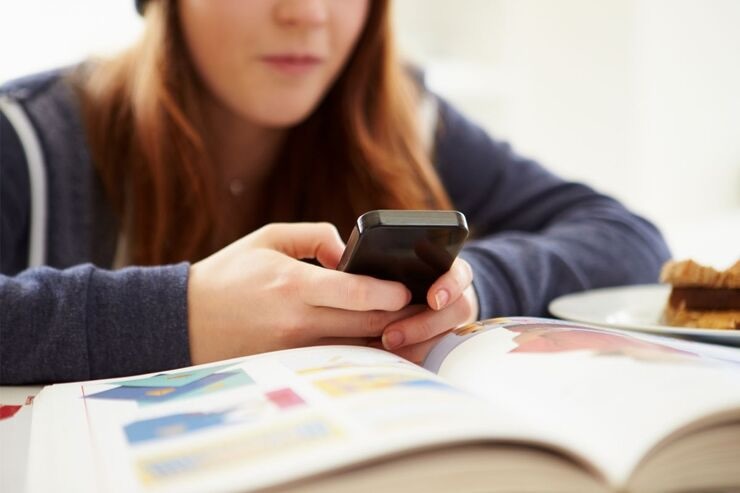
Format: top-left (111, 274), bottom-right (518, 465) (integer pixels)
top-left (0, 67), bottom-right (671, 383)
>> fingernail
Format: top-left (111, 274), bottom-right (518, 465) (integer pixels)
top-left (434, 289), bottom-right (449, 310)
top-left (383, 331), bottom-right (404, 350)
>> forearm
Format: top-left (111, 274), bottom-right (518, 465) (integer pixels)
top-left (461, 197), bottom-right (671, 319)
top-left (0, 263), bottom-right (191, 384)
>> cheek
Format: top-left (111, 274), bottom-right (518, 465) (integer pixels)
top-left (180, 1), bottom-right (277, 120)
top-left (180, 5), bottom-right (258, 102)
top-left (329, 0), bottom-right (370, 71)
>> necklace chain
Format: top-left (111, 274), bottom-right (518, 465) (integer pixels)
top-left (228, 178), bottom-right (245, 197)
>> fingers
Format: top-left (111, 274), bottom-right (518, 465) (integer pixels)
top-left (427, 258), bottom-right (474, 310)
top-left (300, 265), bottom-right (411, 312)
top-left (389, 331), bottom-right (449, 365)
top-left (309, 304), bottom-right (425, 338)
top-left (272, 305), bottom-right (422, 354)
top-left (251, 223), bottom-right (346, 268)
top-left (381, 291), bottom-right (476, 350)
top-left (249, 222), bottom-right (412, 311)
top-left (247, 222), bottom-right (425, 311)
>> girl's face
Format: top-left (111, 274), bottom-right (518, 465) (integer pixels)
top-left (179, 0), bottom-right (370, 128)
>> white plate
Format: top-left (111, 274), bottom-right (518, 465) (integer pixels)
top-left (549, 284), bottom-right (740, 346)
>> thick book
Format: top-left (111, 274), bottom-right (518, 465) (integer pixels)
top-left (27, 317), bottom-right (740, 493)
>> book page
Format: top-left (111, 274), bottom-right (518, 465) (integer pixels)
top-left (28, 345), bottom-right (529, 493)
top-left (425, 317), bottom-right (740, 487)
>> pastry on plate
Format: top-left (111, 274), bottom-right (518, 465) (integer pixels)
top-left (660, 259), bottom-right (740, 330)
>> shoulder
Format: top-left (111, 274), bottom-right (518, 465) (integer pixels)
top-left (401, 65), bottom-right (487, 158)
top-left (0, 65), bottom-right (78, 104)
top-left (0, 69), bottom-right (68, 190)
top-left (0, 64), bottom-right (90, 169)
top-left (0, 64), bottom-right (88, 149)
top-left (409, 70), bottom-right (488, 160)
top-left (1, 65), bottom-right (99, 270)
top-left (408, 71), bottom-right (508, 165)
top-left (419, 84), bottom-right (513, 180)
top-left (0, 64), bottom-right (87, 189)
top-left (428, 92), bottom-right (499, 156)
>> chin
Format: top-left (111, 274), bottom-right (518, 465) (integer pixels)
top-left (257, 109), bottom-right (314, 129)
top-left (243, 95), bottom-right (323, 129)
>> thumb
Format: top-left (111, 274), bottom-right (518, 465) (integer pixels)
top-left (252, 222), bottom-right (345, 267)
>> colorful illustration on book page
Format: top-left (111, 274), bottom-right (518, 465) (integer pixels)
top-left (265, 387), bottom-right (305, 409)
top-left (472, 318), bottom-right (711, 364)
top-left (0, 405), bottom-right (22, 420)
top-left (424, 317), bottom-right (740, 373)
top-left (125, 409), bottom-right (240, 445)
top-left (460, 318), bottom-right (705, 363)
top-left (313, 372), bottom-right (452, 397)
top-left (281, 347), bottom-right (417, 376)
top-left (135, 415), bottom-right (341, 486)
top-left (124, 387), bottom-right (306, 446)
top-left (505, 324), bottom-right (718, 366)
top-left (113, 363), bottom-right (237, 388)
top-left (84, 366), bottom-right (255, 405)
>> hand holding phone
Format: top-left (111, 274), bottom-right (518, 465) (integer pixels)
top-left (337, 210), bottom-right (469, 304)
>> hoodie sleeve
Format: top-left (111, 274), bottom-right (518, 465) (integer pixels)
top-left (2, 102), bottom-right (192, 384)
top-left (433, 97), bottom-right (671, 319)
top-left (0, 263), bottom-right (192, 384)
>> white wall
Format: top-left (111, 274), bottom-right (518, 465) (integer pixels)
top-left (632, 1), bottom-right (740, 225)
top-left (0, 0), bottom-right (141, 81)
top-left (395, 0), bottom-right (740, 266)
top-left (3, 1), bottom-right (739, 265)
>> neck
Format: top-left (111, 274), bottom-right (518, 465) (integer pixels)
top-left (201, 94), bottom-right (286, 189)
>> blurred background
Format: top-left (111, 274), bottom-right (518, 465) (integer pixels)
top-left (2, 0), bottom-right (738, 266)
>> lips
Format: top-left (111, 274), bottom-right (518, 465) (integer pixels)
top-left (261, 54), bottom-right (324, 75)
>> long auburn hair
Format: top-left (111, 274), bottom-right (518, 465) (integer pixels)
top-left (80, 0), bottom-right (452, 266)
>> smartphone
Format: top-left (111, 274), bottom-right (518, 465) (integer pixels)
top-left (337, 210), bottom-right (469, 304)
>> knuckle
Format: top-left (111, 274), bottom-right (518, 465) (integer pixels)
top-left (252, 223), bottom-right (282, 245)
top-left (412, 317), bottom-right (435, 341)
top-left (455, 297), bottom-right (474, 324)
top-left (258, 223), bottom-right (279, 237)
top-left (318, 222), bottom-right (339, 237)
top-left (271, 267), bottom-right (301, 299)
top-left (276, 316), bottom-right (301, 344)
top-left (364, 310), bottom-right (388, 335)
top-left (451, 259), bottom-right (473, 287)
top-left (452, 267), bottom-right (468, 291)
top-left (345, 279), bottom-right (371, 309)
top-left (463, 259), bottom-right (474, 279)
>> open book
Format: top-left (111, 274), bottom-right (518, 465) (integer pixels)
top-left (27, 317), bottom-right (740, 493)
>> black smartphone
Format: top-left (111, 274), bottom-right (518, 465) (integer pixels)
top-left (337, 210), bottom-right (469, 304)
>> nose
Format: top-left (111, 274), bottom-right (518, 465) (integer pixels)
top-left (274, 0), bottom-right (328, 28)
